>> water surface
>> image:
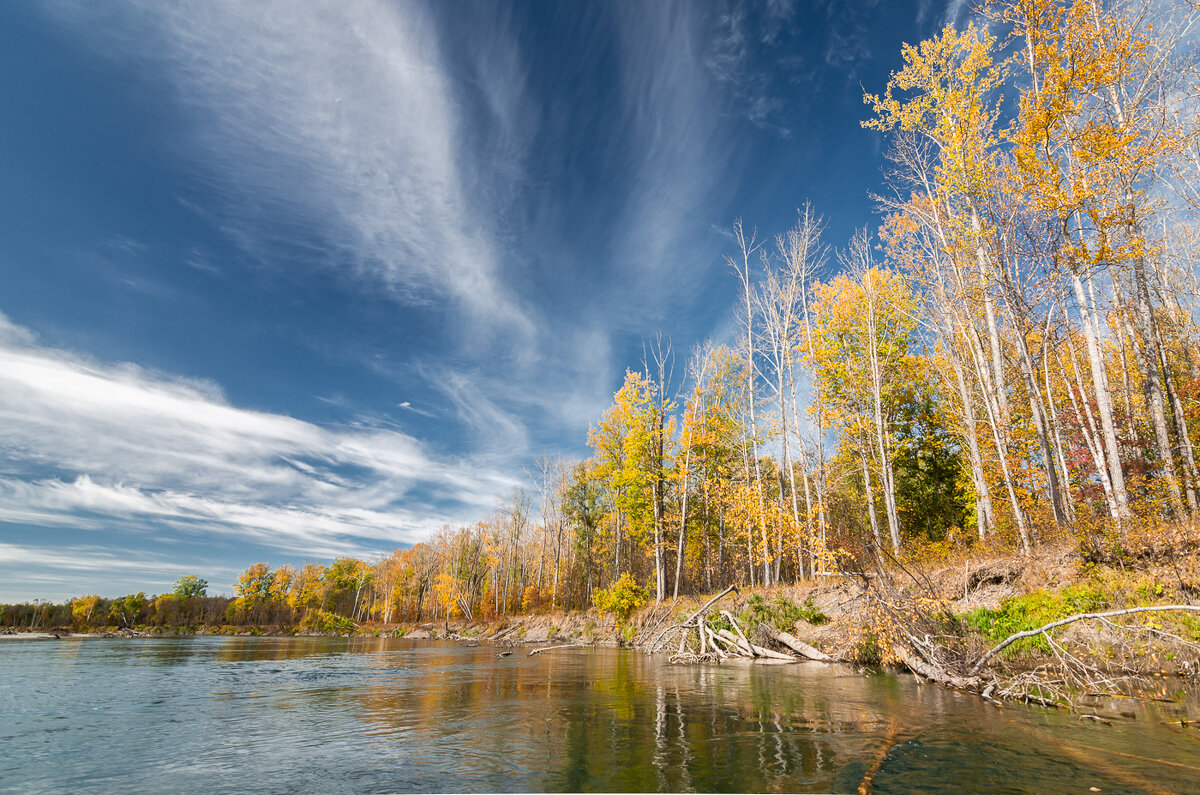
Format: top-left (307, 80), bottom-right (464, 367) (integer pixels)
top-left (2, 636), bottom-right (1198, 793)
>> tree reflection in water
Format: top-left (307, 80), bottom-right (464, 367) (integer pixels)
top-left (8, 636), bottom-right (1198, 793)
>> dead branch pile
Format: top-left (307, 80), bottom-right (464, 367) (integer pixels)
top-left (643, 584), bottom-right (834, 665)
top-left (855, 549), bottom-right (1200, 706)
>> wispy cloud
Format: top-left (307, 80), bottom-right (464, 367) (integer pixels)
top-left (705, 2), bottom-right (799, 135)
top-left (0, 540), bottom-right (246, 600)
top-left (940, 0), bottom-right (972, 28)
top-left (0, 540), bottom-right (215, 575)
top-left (0, 314), bottom-right (519, 561)
top-left (48, 0), bottom-right (534, 342)
top-left (820, 1), bottom-right (880, 76)
top-left (604, 2), bottom-right (735, 317)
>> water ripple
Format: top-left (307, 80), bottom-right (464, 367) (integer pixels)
top-left (1, 636), bottom-right (1198, 793)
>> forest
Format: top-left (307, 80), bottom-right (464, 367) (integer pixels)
top-left (5, 0), bottom-right (1200, 635)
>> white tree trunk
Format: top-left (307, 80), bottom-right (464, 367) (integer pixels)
top-left (1071, 268), bottom-right (1131, 519)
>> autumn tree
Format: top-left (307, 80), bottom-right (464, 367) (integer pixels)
top-left (809, 259), bottom-right (922, 552)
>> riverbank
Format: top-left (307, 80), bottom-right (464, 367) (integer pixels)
top-left (7, 538), bottom-right (1199, 709)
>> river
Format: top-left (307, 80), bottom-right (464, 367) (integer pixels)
top-left (2, 636), bottom-right (1197, 793)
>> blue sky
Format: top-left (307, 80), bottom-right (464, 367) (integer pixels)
top-left (0, 0), bottom-right (964, 600)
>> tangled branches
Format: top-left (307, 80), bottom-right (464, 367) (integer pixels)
top-left (644, 584), bottom-right (824, 664)
top-left (853, 548), bottom-right (1200, 706)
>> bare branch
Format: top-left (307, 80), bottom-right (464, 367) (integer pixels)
top-left (970, 605), bottom-right (1200, 676)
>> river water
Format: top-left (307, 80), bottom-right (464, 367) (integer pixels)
top-left (2, 636), bottom-right (1198, 793)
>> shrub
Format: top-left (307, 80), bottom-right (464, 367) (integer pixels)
top-left (521, 585), bottom-right (543, 613)
top-left (853, 630), bottom-right (883, 665)
top-left (593, 573), bottom-right (649, 624)
top-left (300, 609), bottom-right (356, 634)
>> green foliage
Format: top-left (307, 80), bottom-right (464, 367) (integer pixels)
top-left (108, 592), bottom-right (147, 628)
top-left (795, 598), bottom-right (829, 626)
top-left (741, 594), bottom-right (828, 632)
top-left (1179, 616), bottom-right (1200, 643)
top-left (593, 572), bottom-right (649, 624)
top-left (300, 608), bottom-right (356, 634)
top-left (172, 575), bottom-right (208, 599)
top-left (705, 612), bottom-right (732, 634)
top-left (962, 585), bottom-right (1109, 654)
top-left (889, 384), bottom-right (967, 542)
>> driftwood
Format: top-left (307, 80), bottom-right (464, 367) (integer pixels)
top-left (527, 643), bottom-right (587, 657)
top-left (647, 584), bottom-right (739, 656)
top-left (491, 626), bottom-right (518, 641)
top-left (746, 642), bottom-right (798, 662)
top-left (715, 628), bottom-right (754, 656)
top-left (758, 624), bottom-right (834, 662)
top-left (710, 630), bottom-right (741, 652)
top-left (719, 610), bottom-right (757, 657)
top-left (703, 625), bottom-right (728, 658)
top-left (892, 645), bottom-right (982, 690)
top-left (690, 584), bottom-right (740, 622)
top-left (969, 605), bottom-right (1200, 676)
top-left (645, 585), bottom-right (836, 665)
top-left (715, 629), bottom-right (796, 661)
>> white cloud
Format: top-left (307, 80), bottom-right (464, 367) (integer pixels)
top-left (0, 315), bottom-right (519, 558)
top-left (434, 368), bottom-right (530, 455)
top-left (46, 0), bottom-right (534, 341)
top-left (0, 540), bottom-right (206, 576)
top-left (0, 540), bottom-right (249, 601)
top-left (611, 3), bottom-right (728, 289)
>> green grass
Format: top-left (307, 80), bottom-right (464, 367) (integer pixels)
top-left (740, 594), bottom-right (829, 633)
top-left (961, 584), bottom-right (1108, 655)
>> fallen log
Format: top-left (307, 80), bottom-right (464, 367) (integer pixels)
top-left (710, 629), bottom-right (742, 653)
top-left (687, 584), bottom-right (739, 624)
top-left (491, 626), bottom-right (518, 641)
top-left (758, 624), bottom-right (834, 662)
top-left (527, 643), bottom-right (587, 657)
top-left (892, 645), bottom-right (981, 691)
top-left (716, 627), bottom-right (754, 657)
top-left (703, 625), bottom-right (728, 659)
top-left (747, 642), bottom-right (798, 662)
top-left (719, 610), bottom-right (757, 657)
top-left (645, 584), bottom-right (739, 655)
top-left (716, 629), bottom-right (796, 661)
